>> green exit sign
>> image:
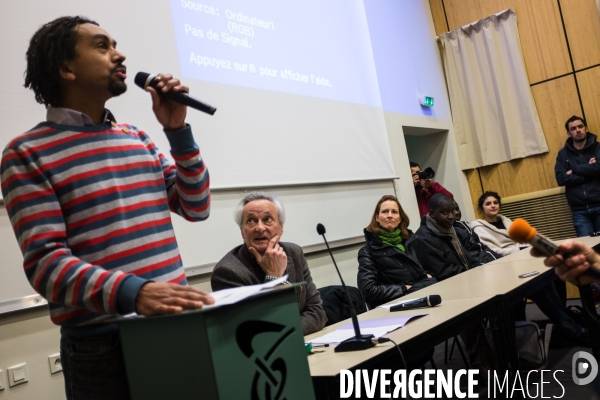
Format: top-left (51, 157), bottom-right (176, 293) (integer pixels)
top-left (420, 96), bottom-right (434, 107)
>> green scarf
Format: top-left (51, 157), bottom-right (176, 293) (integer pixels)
top-left (378, 228), bottom-right (405, 252)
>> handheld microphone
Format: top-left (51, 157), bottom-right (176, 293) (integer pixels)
top-left (134, 72), bottom-right (217, 115)
top-left (508, 218), bottom-right (600, 279)
top-left (508, 218), bottom-right (560, 257)
top-left (390, 295), bottom-right (442, 312)
top-left (316, 223), bottom-right (375, 352)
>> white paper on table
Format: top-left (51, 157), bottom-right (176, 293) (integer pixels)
top-left (307, 326), bottom-right (403, 344)
top-left (307, 314), bottom-right (426, 344)
top-left (306, 329), bottom-right (357, 344)
top-left (202, 275), bottom-right (289, 308)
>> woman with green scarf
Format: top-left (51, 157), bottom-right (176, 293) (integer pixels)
top-left (357, 195), bottom-right (437, 309)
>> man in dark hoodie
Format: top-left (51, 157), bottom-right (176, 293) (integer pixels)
top-left (556, 115), bottom-right (600, 237)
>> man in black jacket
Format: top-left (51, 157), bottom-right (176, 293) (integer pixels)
top-left (413, 194), bottom-right (497, 371)
top-left (413, 194), bottom-right (498, 281)
top-left (452, 199), bottom-right (500, 267)
top-left (555, 115), bottom-right (600, 237)
top-left (415, 195), bottom-right (588, 351)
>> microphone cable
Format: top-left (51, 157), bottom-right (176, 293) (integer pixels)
top-left (375, 337), bottom-right (407, 369)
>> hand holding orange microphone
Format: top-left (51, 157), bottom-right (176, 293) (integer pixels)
top-left (508, 218), bottom-right (600, 285)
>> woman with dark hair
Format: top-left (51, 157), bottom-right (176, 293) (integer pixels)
top-left (357, 195), bottom-right (437, 309)
top-left (470, 191), bottom-right (522, 256)
top-left (471, 192), bottom-right (589, 346)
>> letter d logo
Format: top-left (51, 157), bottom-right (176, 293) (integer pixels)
top-left (572, 351), bottom-right (599, 385)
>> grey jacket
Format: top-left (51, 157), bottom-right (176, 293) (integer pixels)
top-left (211, 242), bottom-right (326, 335)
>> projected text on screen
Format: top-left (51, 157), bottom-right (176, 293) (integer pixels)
top-left (171, 0), bottom-right (382, 107)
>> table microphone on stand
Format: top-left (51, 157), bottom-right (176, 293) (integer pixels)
top-left (316, 223), bottom-right (375, 352)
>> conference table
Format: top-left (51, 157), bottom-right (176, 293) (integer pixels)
top-left (305, 236), bottom-right (600, 397)
top-left (305, 296), bottom-right (496, 397)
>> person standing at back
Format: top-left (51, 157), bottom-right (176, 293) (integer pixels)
top-left (409, 161), bottom-right (453, 217)
top-left (555, 115), bottom-right (600, 237)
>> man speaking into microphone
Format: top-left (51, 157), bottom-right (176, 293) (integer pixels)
top-left (1, 16), bottom-right (213, 399)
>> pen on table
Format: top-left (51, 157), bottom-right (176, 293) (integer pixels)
top-left (309, 344), bottom-right (329, 348)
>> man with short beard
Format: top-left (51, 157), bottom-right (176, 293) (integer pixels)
top-left (556, 115), bottom-right (600, 237)
top-left (1, 16), bottom-right (213, 399)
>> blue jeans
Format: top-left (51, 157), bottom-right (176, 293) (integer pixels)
top-left (572, 205), bottom-right (600, 237)
top-left (529, 284), bottom-right (583, 339)
top-left (60, 333), bottom-right (130, 400)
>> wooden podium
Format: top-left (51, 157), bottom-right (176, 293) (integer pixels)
top-left (117, 285), bottom-right (315, 399)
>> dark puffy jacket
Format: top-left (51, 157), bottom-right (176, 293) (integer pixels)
top-left (411, 218), bottom-right (499, 282)
top-left (357, 229), bottom-right (437, 309)
top-left (555, 133), bottom-right (600, 211)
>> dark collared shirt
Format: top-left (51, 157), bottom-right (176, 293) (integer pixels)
top-left (46, 106), bottom-right (116, 126)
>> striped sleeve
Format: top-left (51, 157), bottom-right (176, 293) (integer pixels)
top-left (1, 145), bottom-right (146, 315)
top-left (138, 125), bottom-right (211, 222)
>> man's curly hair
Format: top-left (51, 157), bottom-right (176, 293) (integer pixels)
top-left (24, 16), bottom-right (98, 107)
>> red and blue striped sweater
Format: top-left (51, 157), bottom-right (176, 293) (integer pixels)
top-left (1, 119), bottom-right (210, 332)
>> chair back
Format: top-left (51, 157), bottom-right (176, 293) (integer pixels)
top-left (318, 285), bottom-right (367, 326)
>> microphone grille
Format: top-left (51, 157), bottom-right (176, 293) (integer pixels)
top-left (429, 295), bottom-right (442, 306)
top-left (316, 223), bottom-right (326, 235)
top-left (134, 72), bottom-right (151, 89)
top-left (507, 218), bottom-right (536, 244)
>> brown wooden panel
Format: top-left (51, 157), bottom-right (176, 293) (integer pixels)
top-left (429, 0), bottom-right (449, 35)
top-left (443, 0), bottom-right (510, 29)
top-left (474, 76), bottom-right (581, 199)
top-left (443, 0), bottom-right (571, 83)
top-left (560, 0), bottom-right (600, 70)
top-left (531, 74), bottom-right (582, 179)
top-left (464, 168), bottom-right (483, 217)
top-left (514, 0), bottom-right (572, 83)
top-left (566, 282), bottom-right (579, 299)
top-left (577, 67), bottom-right (600, 133)
top-left (478, 157), bottom-right (537, 198)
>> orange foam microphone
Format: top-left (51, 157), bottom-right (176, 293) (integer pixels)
top-left (508, 218), bottom-right (561, 258)
top-left (509, 218), bottom-right (600, 280)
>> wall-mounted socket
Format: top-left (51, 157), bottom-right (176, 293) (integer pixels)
top-left (0, 369), bottom-right (5, 390)
top-left (48, 353), bottom-right (63, 374)
top-left (7, 363), bottom-right (29, 387)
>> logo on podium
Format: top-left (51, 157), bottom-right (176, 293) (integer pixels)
top-left (236, 320), bottom-right (296, 400)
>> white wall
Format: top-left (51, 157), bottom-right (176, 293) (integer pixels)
top-left (376, 0), bottom-right (475, 226)
top-left (404, 129), bottom-right (476, 222)
top-left (0, 309), bottom-right (64, 400)
top-left (383, 113), bottom-right (475, 231)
